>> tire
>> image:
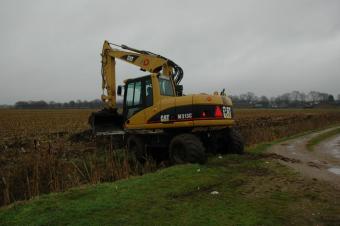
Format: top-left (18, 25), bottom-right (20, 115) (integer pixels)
top-left (169, 133), bottom-right (207, 164)
top-left (211, 128), bottom-right (244, 154)
top-left (209, 131), bottom-right (226, 154)
top-left (127, 135), bottom-right (147, 162)
top-left (225, 128), bottom-right (244, 154)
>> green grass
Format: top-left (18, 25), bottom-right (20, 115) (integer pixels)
top-left (1, 145), bottom-right (339, 226)
top-left (2, 126), bottom-right (340, 226)
top-left (307, 127), bottom-right (340, 151)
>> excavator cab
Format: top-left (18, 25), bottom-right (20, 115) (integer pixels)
top-left (122, 73), bottom-right (176, 123)
top-left (90, 73), bottom-right (176, 134)
top-left (123, 75), bottom-right (155, 120)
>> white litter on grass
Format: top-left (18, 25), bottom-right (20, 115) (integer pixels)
top-left (210, 191), bottom-right (219, 195)
top-left (265, 161), bottom-right (270, 164)
top-left (197, 168), bottom-right (201, 172)
top-left (218, 155), bottom-right (223, 159)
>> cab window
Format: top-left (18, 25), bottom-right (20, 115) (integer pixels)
top-left (125, 81), bottom-right (142, 118)
top-left (133, 81), bottom-right (142, 105)
top-left (124, 77), bottom-right (153, 119)
top-left (145, 78), bottom-right (153, 107)
top-left (159, 76), bottom-right (174, 96)
top-left (126, 83), bottom-right (134, 107)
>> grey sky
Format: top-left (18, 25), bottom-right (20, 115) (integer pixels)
top-left (0, 0), bottom-right (339, 104)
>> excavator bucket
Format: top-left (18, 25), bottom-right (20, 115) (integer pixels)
top-left (89, 109), bottom-right (125, 135)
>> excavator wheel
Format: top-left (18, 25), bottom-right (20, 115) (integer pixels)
top-left (127, 135), bottom-right (147, 163)
top-left (169, 133), bottom-right (207, 164)
top-left (227, 128), bottom-right (244, 154)
top-left (211, 128), bottom-right (244, 154)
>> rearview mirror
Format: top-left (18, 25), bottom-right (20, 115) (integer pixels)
top-left (117, 85), bottom-right (123, 96)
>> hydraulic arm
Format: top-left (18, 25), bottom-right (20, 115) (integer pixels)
top-left (100, 41), bottom-right (183, 109)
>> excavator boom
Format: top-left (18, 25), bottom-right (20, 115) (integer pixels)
top-left (90, 41), bottom-right (183, 134)
top-left (100, 41), bottom-right (183, 109)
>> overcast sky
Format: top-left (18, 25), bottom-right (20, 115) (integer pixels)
top-left (0, 0), bottom-right (339, 104)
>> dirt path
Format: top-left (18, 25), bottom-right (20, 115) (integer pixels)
top-left (268, 127), bottom-right (340, 188)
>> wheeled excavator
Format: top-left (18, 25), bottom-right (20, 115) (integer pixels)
top-left (89, 41), bottom-right (244, 164)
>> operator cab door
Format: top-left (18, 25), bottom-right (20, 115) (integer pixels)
top-left (123, 76), bottom-right (153, 125)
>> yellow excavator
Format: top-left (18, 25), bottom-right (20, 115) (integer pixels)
top-left (89, 40), bottom-right (244, 164)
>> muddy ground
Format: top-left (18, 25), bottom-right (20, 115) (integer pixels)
top-left (268, 127), bottom-right (340, 188)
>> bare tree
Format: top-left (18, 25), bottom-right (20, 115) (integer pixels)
top-left (290, 91), bottom-right (301, 103)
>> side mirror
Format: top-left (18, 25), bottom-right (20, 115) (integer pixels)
top-left (117, 85), bottom-right (123, 96)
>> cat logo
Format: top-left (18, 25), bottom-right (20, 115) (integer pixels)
top-left (160, 114), bottom-right (170, 122)
top-left (222, 106), bottom-right (232, 119)
top-left (126, 55), bottom-right (137, 62)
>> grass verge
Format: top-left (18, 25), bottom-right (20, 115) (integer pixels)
top-left (307, 127), bottom-right (340, 151)
top-left (1, 143), bottom-right (340, 225)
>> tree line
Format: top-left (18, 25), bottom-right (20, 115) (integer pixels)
top-left (1, 90), bottom-right (339, 109)
top-left (13, 99), bottom-right (104, 109)
top-left (230, 91), bottom-right (339, 108)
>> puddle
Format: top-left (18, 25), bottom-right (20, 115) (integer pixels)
top-left (294, 140), bottom-right (304, 144)
top-left (330, 149), bottom-right (340, 159)
top-left (280, 143), bottom-right (295, 151)
top-left (328, 148), bottom-right (340, 159)
top-left (329, 136), bottom-right (340, 146)
top-left (322, 135), bottom-right (340, 158)
top-left (287, 145), bottom-right (295, 150)
top-left (328, 167), bottom-right (340, 175)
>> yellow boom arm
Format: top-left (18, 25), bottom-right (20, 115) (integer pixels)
top-left (100, 40), bottom-right (183, 108)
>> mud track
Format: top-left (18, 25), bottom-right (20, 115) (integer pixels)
top-left (268, 127), bottom-right (340, 188)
